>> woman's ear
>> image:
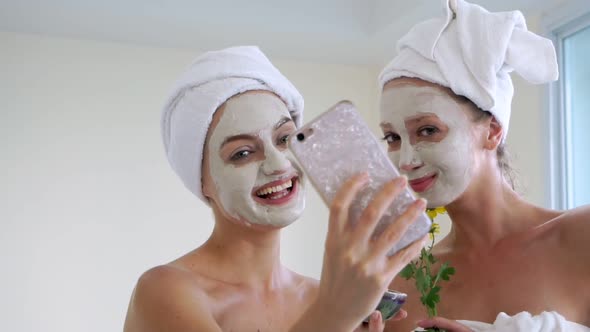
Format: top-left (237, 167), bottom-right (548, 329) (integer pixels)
top-left (201, 141), bottom-right (215, 201)
top-left (484, 116), bottom-right (503, 150)
top-left (201, 159), bottom-right (215, 201)
top-left (202, 178), bottom-right (213, 201)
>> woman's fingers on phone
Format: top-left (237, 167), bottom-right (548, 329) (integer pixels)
top-left (416, 317), bottom-right (473, 331)
top-left (353, 311), bottom-right (382, 332)
top-left (391, 309), bottom-right (407, 321)
top-left (372, 198), bottom-right (426, 258)
top-left (355, 176), bottom-right (406, 241)
top-left (368, 311), bottom-right (384, 332)
top-left (329, 173), bottom-right (369, 234)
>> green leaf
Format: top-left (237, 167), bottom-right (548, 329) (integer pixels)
top-left (422, 285), bottom-right (441, 309)
top-left (427, 252), bottom-right (437, 264)
top-left (415, 268), bottom-right (431, 294)
top-left (438, 263), bottom-right (456, 281)
top-left (400, 263), bottom-right (415, 279)
top-left (420, 247), bottom-right (429, 260)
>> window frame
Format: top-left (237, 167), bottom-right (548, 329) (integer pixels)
top-left (543, 8), bottom-right (590, 209)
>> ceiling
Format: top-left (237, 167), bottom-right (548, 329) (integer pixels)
top-left (0, 0), bottom-right (574, 65)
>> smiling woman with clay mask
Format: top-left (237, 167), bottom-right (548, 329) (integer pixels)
top-left (123, 46), bottom-right (427, 332)
top-left (202, 91), bottom-right (306, 229)
top-left (380, 82), bottom-right (478, 208)
top-left (378, 1), bottom-right (590, 332)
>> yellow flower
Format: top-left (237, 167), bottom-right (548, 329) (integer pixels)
top-left (426, 206), bottom-right (447, 220)
top-left (430, 222), bottom-right (440, 235)
top-left (426, 207), bottom-right (445, 240)
top-left (426, 209), bottom-right (438, 220)
top-left (434, 206), bottom-right (447, 214)
top-left (429, 222), bottom-right (440, 240)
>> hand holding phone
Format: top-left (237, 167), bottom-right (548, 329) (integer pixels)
top-left (292, 173), bottom-right (426, 331)
top-left (287, 101), bottom-right (430, 330)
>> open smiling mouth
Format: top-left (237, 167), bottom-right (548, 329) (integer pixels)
top-left (252, 176), bottom-right (298, 205)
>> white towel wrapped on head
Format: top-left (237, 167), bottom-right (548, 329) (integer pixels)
top-left (161, 46), bottom-right (304, 203)
top-left (379, 0), bottom-right (558, 139)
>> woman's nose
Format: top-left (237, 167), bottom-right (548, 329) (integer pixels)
top-left (399, 142), bottom-right (423, 172)
top-left (262, 146), bottom-right (291, 175)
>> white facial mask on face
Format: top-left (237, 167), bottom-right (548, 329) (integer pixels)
top-left (207, 92), bottom-right (306, 227)
top-left (380, 85), bottom-right (475, 207)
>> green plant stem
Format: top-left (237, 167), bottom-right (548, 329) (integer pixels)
top-left (428, 306), bottom-right (437, 318)
top-left (426, 234), bottom-right (437, 318)
top-left (405, 214), bottom-right (454, 326)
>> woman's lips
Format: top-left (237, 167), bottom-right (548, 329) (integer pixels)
top-left (409, 173), bottom-right (437, 193)
top-left (252, 177), bottom-right (298, 206)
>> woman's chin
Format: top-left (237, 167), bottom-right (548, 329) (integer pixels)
top-left (418, 189), bottom-right (454, 208)
top-left (233, 208), bottom-right (304, 230)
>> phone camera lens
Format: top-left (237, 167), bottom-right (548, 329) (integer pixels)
top-left (296, 133), bottom-right (305, 141)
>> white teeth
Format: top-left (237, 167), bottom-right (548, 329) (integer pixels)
top-left (269, 191), bottom-right (288, 200)
top-left (255, 179), bottom-right (294, 197)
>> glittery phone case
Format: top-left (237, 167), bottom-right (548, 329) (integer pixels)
top-left (288, 100), bottom-right (431, 255)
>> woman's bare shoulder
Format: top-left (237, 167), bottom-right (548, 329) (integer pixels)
top-left (561, 204), bottom-right (590, 221)
top-left (135, 264), bottom-right (206, 295)
top-left (556, 205), bottom-right (590, 245)
top-left (124, 264), bottom-right (220, 332)
top-left (528, 205), bottom-right (587, 238)
top-left (531, 205), bottom-right (590, 274)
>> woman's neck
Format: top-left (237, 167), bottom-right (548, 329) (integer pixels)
top-left (200, 209), bottom-right (292, 291)
top-left (444, 172), bottom-right (540, 252)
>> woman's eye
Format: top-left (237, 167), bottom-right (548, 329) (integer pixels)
top-left (418, 126), bottom-right (439, 137)
top-left (230, 150), bottom-right (252, 161)
top-left (278, 134), bottom-right (290, 145)
top-left (382, 133), bottom-right (401, 143)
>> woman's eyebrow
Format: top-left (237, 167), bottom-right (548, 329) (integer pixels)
top-left (404, 113), bottom-right (438, 125)
top-left (380, 121), bottom-right (394, 129)
top-left (275, 116), bottom-right (293, 129)
top-left (220, 134), bottom-right (256, 149)
top-left (220, 117), bottom-right (292, 149)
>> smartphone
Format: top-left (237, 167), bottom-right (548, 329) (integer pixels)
top-left (288, 100), bottom-right (431, 255)
top-left (364, 290), bottom-right (407, 323)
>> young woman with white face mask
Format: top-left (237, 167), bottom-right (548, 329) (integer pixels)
top-left (123, 46), bottom-right (428, 332)
top-left (378, 1), bottom-right (590, 331)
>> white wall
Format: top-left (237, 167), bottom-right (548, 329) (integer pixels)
top-left (0, 27), bottom-right (550, 331)
top-left (505, 16), bottom-right (549, 207)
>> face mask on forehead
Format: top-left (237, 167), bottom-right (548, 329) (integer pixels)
top-left (379, 85), bottom-right (475, 208)
top-left (207, 92), bottom-right (306, 227)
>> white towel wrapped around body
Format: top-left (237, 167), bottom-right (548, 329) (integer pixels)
top-left (161, 46), bottom-right (304, 202)
top-left (379, 0), bottom-right (558, 139)
top-left (457, 311), bottom-right (590, 332)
